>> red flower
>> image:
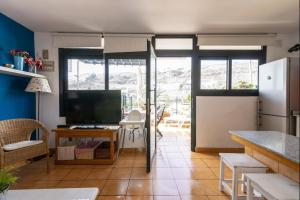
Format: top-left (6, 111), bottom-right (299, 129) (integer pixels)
top-left (25, 57), bottom-right (43, 70)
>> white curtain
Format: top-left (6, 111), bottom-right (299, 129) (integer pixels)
top-left (104, 34), bottom-right (153, 53)
top-left (52, 33), bottom-right (102, 48)
top-left (197, 34), bottom-right (281, 47)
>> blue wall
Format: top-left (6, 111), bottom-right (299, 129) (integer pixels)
top-left (0, 13), bottom-right (35, 120)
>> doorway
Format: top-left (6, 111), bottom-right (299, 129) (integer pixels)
top-left (156, 57), bottom-right (192, 145)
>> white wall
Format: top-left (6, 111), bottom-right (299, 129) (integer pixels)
top-left (35, 32), bottom-right (62, 148)
top-left (267, 32), bottom-right (299, 62)
top-left (196, 96), bottom-right (257, 148)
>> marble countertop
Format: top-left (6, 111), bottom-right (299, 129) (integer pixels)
top-left (229, 131), bottom-right (299, 164)
top-left (7, 188), bottom-right (99, 200)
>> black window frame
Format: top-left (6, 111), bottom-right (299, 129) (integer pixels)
top-left (104, 52), bottom-right (148, 90)
top-left (58, 48), bottom-right (104, 116)
top-left (197, 46), bottom-right (267, 96)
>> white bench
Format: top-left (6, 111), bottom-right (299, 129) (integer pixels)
top-left (219, 153), bottom-right (268, 200)
top-left (245, 173), bottom-right (299, 200)
top-left (6, 188), bottom-right (99, 200)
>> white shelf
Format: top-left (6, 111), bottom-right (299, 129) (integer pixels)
top-left (0, 66), bottom-right (45, 78)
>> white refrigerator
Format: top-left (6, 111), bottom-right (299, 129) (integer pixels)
top-left (258, 57), bottom-right (300, 136)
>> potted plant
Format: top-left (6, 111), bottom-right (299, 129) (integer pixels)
top-left (25, 57), bottom-right (43, 73)
top-left (10, 49), bottom-right (30, 71)
top-left (0, 170), bottom-right (17, 200)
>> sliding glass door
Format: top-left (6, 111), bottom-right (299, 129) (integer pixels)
top-left (146, 41), bottom-right (157, 172)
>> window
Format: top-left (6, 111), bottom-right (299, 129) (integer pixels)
top-left (200, 60), bottom-right (227, 90)
top-left (155, 38), bottom-right (193, 50)
top-left (232, 59), bottom-right (258, 90)
top-left (108, 59), bottom-right (146, 112)
top-left (59, 48), bottom-right (104, 116)
top-left (67, 59), bottom-right (105, 90)
top-left (198, 47), bottom-right (266, 95)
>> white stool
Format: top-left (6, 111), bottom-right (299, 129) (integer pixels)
top-left (219, 153), bottom-right (268, 200)
top-left (245, 173), bottom-right (299, 200)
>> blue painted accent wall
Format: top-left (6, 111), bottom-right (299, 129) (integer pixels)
top-left (0, 13), bottom-right (35, 120)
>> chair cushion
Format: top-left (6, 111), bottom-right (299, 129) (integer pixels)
top-left (3, 140), bottom-right (43, 151)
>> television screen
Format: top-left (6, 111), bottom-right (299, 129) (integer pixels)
top-left (64, 90), bottom-right (121, 125)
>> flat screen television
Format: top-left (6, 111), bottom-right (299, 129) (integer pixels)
top-left (64, 90), bottom-right (122, 125)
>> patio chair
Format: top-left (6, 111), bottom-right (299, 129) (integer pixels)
top-left (157, 105), bottom-right (166, 137)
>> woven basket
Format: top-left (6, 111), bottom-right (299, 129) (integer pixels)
top-left (57, 145), bottom-right (76, 160)
top-left (75, 141), bottom-right (101, 160)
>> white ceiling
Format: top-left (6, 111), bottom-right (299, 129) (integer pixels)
top-left (0, 0), bottom-right (299, 34)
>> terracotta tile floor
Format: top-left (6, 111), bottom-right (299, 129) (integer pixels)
top-left (11, 127), bottom-right (230, 200)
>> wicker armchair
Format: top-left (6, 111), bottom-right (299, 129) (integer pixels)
top-left (0, 119), bottom-right (50, 171)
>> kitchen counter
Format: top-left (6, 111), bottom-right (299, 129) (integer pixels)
top-left (229, 130), bottom-right (299, 182)
top-left (229, 131), bottom-right (299, 164)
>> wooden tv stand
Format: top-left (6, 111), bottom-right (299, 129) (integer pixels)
top-left (53, 126), bottom-right (119, 165)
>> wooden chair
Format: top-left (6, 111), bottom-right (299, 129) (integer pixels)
top-left (219, 153), bottom-right (268, 200)
top-left (0, 119), bottom-right (50, 172)
top-left (245, 173), bottom-right (299, 200)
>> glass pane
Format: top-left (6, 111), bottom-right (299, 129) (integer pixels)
top-left (199, 45), bottom-right (262, 50)
top-left (156, 57), bottom-right (191, 117)
top-left (155, 38), bottom-right (193, 50)
top-left (232, 59), bottom-right (259, 89)
top-left (109, 59), bottom-right (146, 113)
top-left (150, 50), bottom-right (156, 164)
top-left (200, 60), bottom-right (227, 89)
top-left (67, 59), bottom-right (105, 90)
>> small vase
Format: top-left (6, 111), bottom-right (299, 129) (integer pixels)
top-left (13, 56), bottom-right (24, 71)
top-left (28, 64), bottom-right (36, 73)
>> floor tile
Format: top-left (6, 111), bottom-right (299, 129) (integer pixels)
top-left (108, 168), bottom-right (132, 180)
top-left (180, 195), bottom-right (209, 200)
top-left (80, 179), bottom-right (106, 190)
top-left (133, 159), bottom-right (146, 167)
top-left (152, 180), bottom-right (179, 195)
top-left (190, 168), bottom-right (218, 180)
top-left (168, 159), bottom-right (189, 168)
top-left (210, 167), bottom-right (232, 179)
top-left (171, 168), bottom-right (192, 179)
top-left (63, 168), bottom-right (91, 180)
top-left (207, 196), bottom-right (230, 200)
top-left (87, 168), bottom-right (113, 179)
top-left (202, 159), bottom-right (220, 168)
top-left (115, 159), bottom-right (134, 168)
top-left (131, 168), bottom-right (152, 179)
top-left (166, 153), bottom-right (184, 159)
top-left (98, 196), bottom-right (126, 200)
top-left (126, 196), bottom-right (153, 200)
top-left (42, 169), bottom-right (71, 180)
top-left (175, 180), bottom-right (207, 195)
top-left (152, 168), bottom-right (173, 180)
top-left (186, 159), bottom-right (207, 168)
top-left (101, 180), bottom-right (129, 195)
top-left (127, 180), bottom-right (153, 195)
top-left (30, 180), bottom-right (60, 189)
top-left (199, 180), bottom-right (227, 196)
top-left (56, 180), bottom-right (82, 188)
top-left (153, 196), bottom-right (180, 200)
top-left (152, 159), bottom-right (169, 168)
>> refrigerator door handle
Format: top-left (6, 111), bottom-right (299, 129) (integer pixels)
top-left (257, 100), bottom-right (261, 130)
